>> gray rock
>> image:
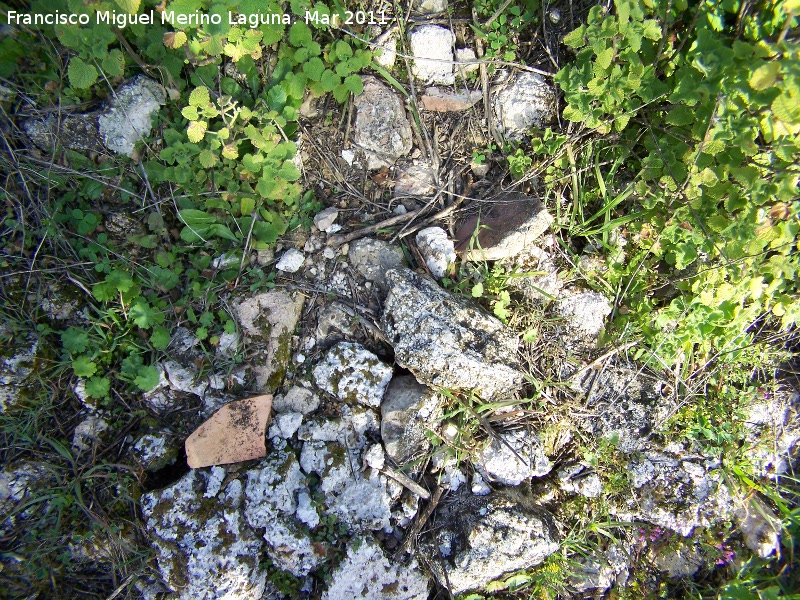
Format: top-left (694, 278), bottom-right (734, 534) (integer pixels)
top-left (275, 248), bottom-right (305, 273)
top-left (323, 535), bottom-right (430, 600)
top-left (353, 76), bottom-right (413, 169)
top-left (569, 544), bottom-right (629, 593)
top-left (394, 161), bottom-right (437, 197)
top-left (555, 290), bottom-right (612, 342)
top-left (273, 385), bottom-right (320, 415)
top-left (381, 267), bottom-right (524, 399)
top-left (415, 226), bottom-right (455, 279)
top-left (653, 544), bottom-right (704, 578)
top-left (348, 238), bottom-right (406, 288)
top-left (25, 76), bottom-right (165, 157)
top-left (381, 375), bottom-right (444, 466)
top-left (234, 290), bottom-right (304, 392)
top-left (313, 342), bottom-right (393, 408)
top-left (743, 385), bottom-right (799, 479)
top-left (419, 492), bottom-right (560, 594)
top-left (476, 430), bottom-right (551, 486)
top-left (412, 0), bottom-right (447, 13)
top-left (557, 464), bottom-right (603, 498)
top-left (457, 196), bottom-right (554, 262)
top-left (142, 468), bottom-right (268, 600)
top-left (132, 432), bottom-right (178, 471)
top-left (1, 462), bottom-right (55, 530)
top-left (0, 330), bottom-right (38, 413)
top-left (98, 76), bottom-right (166, 157)
top-left (313, 207), bottom-right (339, 233)
top-left (410, 25), bottom-right (455, 85)
top-left (268, 412), bottom-right (304, 439)
top-left (72, 413), bottom-right (109, 453)
top-left (735, 496), bottom-right (781, 558)
top-left (612, 451), bottom-right (734, 536)
top-left (492, 72), bottom-right (556, 139)
top-left (570, 362), bottom-right (674, 454)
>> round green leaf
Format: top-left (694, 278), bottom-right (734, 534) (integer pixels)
top-left (68, 57), bottom-right (99, 89)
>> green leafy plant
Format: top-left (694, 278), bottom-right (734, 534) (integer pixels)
top-left (472, 0), bottom-right (538, 67)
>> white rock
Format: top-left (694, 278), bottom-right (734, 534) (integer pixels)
top-left (492, 72), bottom-right (556, 140)
top-left (364, 444), bottom-right (386, 470)
top-left (381, 375), bottom-right (444, 466)
top-left (555, 290), bottom-right (612, 341)
top-left (412, 0), bottom-right (447, 13)
top-left (410, 25), bottom-right (455, 85)
top-left (415, 226), bottom-right (455, 279)
top-left (312, 342), bottom-right (393, 408)
top-left (557, 464), bottom-right (603, 498)
top-left (736, 496), bottom-right (781, 558)
top-left (394, 161), bottom-right (437, 198)
top-left (0, 333), bottom-right (38, 414)
top-left (455, 47), bottom-right (479, 77)
top-left (313, 207), bottom-right (339, 232)
top-left (72, 414), bottom-right (109, 452)
top-left (348, 238), bottom-right (406, 289)
top-left (275, 248), bottom-right (305, 273)
top-left (323, 536), bottom-right (430, 600)
top-left (163, 360), bottom-right (208, 397)
top-left (216, 331), bottom-right (238, 357)
top-left (373, 29), bottom-right (398, 69)
top-left (471, 473), bottom-right (491, 495)
top-left (295, 490), bottom-right (320, 528)
top-left (211, 252), bottom-right (239, 270)
top-left (341, 148), bottom-right (356, 165)
top-left (273, 385), bottom-right (320, 414)
top-left (133, 432), bottom-right (176, 471)
top-left (476, 430), bottom-right (552, 486)
top-left (268, 412), bottom-right (303, 439)
top-left (99, 76), bottom-right (166, 157)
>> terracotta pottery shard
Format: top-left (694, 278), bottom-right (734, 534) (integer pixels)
top-left (185, 395), bottom-right (273, 468)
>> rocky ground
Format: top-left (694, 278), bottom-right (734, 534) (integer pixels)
top-left (1, 3), bottom-right (799, 599)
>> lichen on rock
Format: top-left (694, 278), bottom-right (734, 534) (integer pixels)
top-left (312, 341), bottom-right (393, 407)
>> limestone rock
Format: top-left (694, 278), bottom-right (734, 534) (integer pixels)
top-left (185, 395), bottom-right (273, 468)
top-left (25, 75), bottom-right (165, 157)
top-left (0, 329), bottom-right (38, 413)
top-left (72, 413), bottom-right (109, 453)
top-left (419, 492), bottom-right (560, 594)
top-left (416, 226), bottom-right (456, 279)
top-left (492, 72), bottom-right (556, 140)
top-left (313, 207), bottom-right (339, 233)
top-left (132, 432), bottom-right (178, 471)
top-left (373, 29), bottom-right (398, 69)
top-left (381, 267), bottom-right (524, 399)
top-left (455, 48), bottom-right (479, 78)
top-left (410, 25), bottom-right (455, 85)
top-left (554, 289), bottom-right (612, 342)
top-left (234, 290), bottom-right (304, 391)
top-left (313, 342), bottom-right (393, 407)
top-left (455, 195), bottom-right (554, 261)
top-left (348, 238), bottom-right (406, 289)
top-left (98, 75), bottom-right (166, 157)
top-left (353, 76), bottom-right (413, 169)
top-left (735, 496), bottom-right (781, 558)
top-left (476, 429), bottom-right (551, 486)
top-left (381, 375), bottom-right (444, 466)
top-left (394, 161), bottom-right (437, 197)
top-left (275, 248), bottom-right (305, 273)
top-left (273, 385), bottom-right (320, 415)
top-left (412, 0), bottom-right (447, 13)
top-left (557, 464), bottom-right (603, 498)
top-left (142, 468), bottom-right (267, 600)
top-left (653, 544), bottom-right (704, 578)
top-left (323, 535), bottom-right (430, 600)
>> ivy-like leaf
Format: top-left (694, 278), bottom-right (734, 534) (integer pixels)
top-left (199, 149), bottom-right (218, 168)
top-left (344, 74), bottom-right (363, 95)
top-left (101, 49), bottom-right (125, 77)
top-left (130, 299), bottom-right (163, 329)
top-left (563, 26), bottom-right (586, 48)
top-left (189, 86), bottom-right (210, 107)
top-left (61, 327), bottom-right (90, 354)
top-left (749, 62), bottom-right (780, 91)
top-left (150, 325), bottom-right (171, 350)
top-left (187, 120), bottom-right (207, 142)
top-left (303, 57), bottom-right (325, 81)
top-left (320, 69), bottom-right (339, 92)
top-left (85, 377), bottom-right (111, 399)
top-left (68, 57), bottom-right (99, 89)
top-left (134, 365), bottom-right (161, 391)
top-left (163, 31), bottom-right (188, 49)
top-left (288, 21), bottom-right (312, 46)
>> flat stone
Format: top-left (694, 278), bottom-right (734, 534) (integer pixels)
top-left (185, 395), bottom-right (273, 468)
top-left (455, 194), bottom-right (553, 261)
top-left (492, 72), bottom-right (556, 140)
top-left (419, 492), bottom-right (560, 594)
top-left (348, 238), bottom-right (406, 289)
top-left (476, 429), bottom-right (551, 486)
top-left (353, 76), bottom-right (413, 169)
top-left (381, 375), bottom-right (444, 466)
top-left (416, 226), bottom-right (456, 279)
top-left (312, 342), bottom-right (393, 408)
top-left (419, 88), bottom-right (482, 112)
top-left (373, 29), bottom-right (398, 69)
top-left (273, 385), bottom-right (320, 414)
top-left (555, 289), bottom-right (612, 342)
top-left (381, 267), bottom-right (524, 399)
top-left (412, 0), bottom-right (447, 13)
top-left (410, 25), bottom-right (455, 85)
top-left (234, 290), bottom-right (304, 391)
